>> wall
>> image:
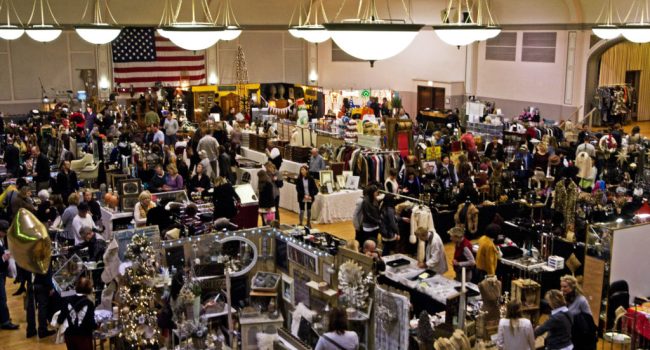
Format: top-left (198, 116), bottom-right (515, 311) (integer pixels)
top-left (0, 32), bottom-right (96, 114)
top-left (474, 30), bottom-right (587, 120)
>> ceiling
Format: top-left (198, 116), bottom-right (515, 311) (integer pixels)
top-left (3, 0), bottom-right (641, 28)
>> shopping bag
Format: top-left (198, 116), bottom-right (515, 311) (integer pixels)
top-left (7, 257), bottom-right (16, 278)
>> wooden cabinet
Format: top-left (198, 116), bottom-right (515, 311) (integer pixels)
top-left (193, 91), bottom-right (216, 124)
top-left (511, 279), bottom-right (541, 325)
top-left (221, 93), bottom-right (241, 115)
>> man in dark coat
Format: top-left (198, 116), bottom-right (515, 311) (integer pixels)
top-left (0, 220), bottom-right (19, 330)
top-left (31, 146), bottom-right (51, 191)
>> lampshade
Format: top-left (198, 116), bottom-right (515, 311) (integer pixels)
top-left (433, 24), bottom-right (485, 46)
top-left (157, 28), bottom-right (169, 38)
top-left (26, 24), bottom-right (62, 42)
top-left (75, 24), bottom-right (122, 44)
top-left (288, 26), bottom-right (304, 39)
top-left (592, 24), bottom-right (621, 40)
top-left (162, 24), bottom-right (224, 50)
top-left (620, 24), bottom-right (650, 43)
top-left (295, 25), bottom-right (330, 43)
top-left (324, 23), bottom-right (422, 61)
top-left (220, 25), bottom-right (242, 41)
top-left (473, 26), bottom-right (501, 41)
top-left (0, 25), bottom-right (24, 40)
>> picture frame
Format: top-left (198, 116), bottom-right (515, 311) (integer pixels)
top-left (326, 182), bottom-right (333, 194)
top-left (118, 178), bottom-right (142, 196)
top-left (342, 171), bottom-right (353, 182)
top-left (111, 173), bottom-right (128, 191)
top-left (336, 175), bottom-right (346, 189)
top-left (319, 170), bottom-right (333, 185)
top-left (282, 274), bottom-right (294, 304)
top-left (345, 175), bottom-right (360, 190)
top-left (121, 194), bottom-right (139, 212)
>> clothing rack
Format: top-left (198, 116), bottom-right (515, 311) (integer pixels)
top-left (377, 189), bottom-right (426, 204)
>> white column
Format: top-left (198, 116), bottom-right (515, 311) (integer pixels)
top-left (96, 44), bottom-right (111, 99)
top-left (464, 42), bottom-right (479, 96)
top-left (206, 44), bottom-right (218, 85)
top-left (307, 42), bottom-right (318, 85)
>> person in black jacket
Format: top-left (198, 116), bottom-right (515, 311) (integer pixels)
top-left (31, 146), bottom-right (51, 191)
top-left (296, 165), bottom-right (318, 227)
top-left (66, 227), bottom-right (106, 262)
top-left (4, 137), bottom-right (21, 178)
top-left (218, 145), bottom-right (235, 184)
top-left (0, 220), bottom-right (19, 330)
top-left (359, 185), bottom-right (381, 244)
top-left (82, 190), bottom-right (102, 224)
top-left (189, 163), bottom-right (212, 196)
top-left (535, 289), bottom-right (573, 350)
top-left (257, 170), bottom-right (276, 225)
top-left (55, 161), bottom-right (79, 205)
top-left (57, 276), bottom-right (97, 350)
top-left (484, 137), bottom-right (505, 162)
top-left (25, 266), bottom-right (56, 338)
top-left (212, 176), bottom-right (240, 220)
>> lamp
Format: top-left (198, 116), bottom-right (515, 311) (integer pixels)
top-left (214, 0), bottom-right (242, 41)
top-left (157, 0), bottom-right (175, 38)
top-left (473, 0), bottom-right (501, 41)
top-left (620, 0), bottom-right (650, 43)
top-left (434, 0), bottom-right (484, 46)
top-left (288, 0), bottom-right (307, 38)
top-left (324, 0), bottom-right (423, 65)
top-left (162, 0), bottom-right (223, 50)
top-left (0, 0), bottom-right (24, 40)
top-left (25, 0), bottom-right (62, 42)
top-left (75, 0), bottom-right (122, 44)
top-left (294, 0), bottom-right (330, 44)
top-left (592, 0), bottom-right (621, 40)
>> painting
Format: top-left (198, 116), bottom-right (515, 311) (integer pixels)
top-left (345, 175), bottom-right (360, 190)
top-left (121, 194), bottom-right (139, 212)
top-left (319, 170), bottom-right (333, 185)
top-left (118, 178), bottom-right (142, 196)
top-left (374, 286), bottom-right (410, 350)
top-left (282, 274), bottom-right (294, 304)
top-left (336, 175), bottom-right (346, 189)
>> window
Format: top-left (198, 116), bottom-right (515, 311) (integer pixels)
top-left (331, 42), bottom-right (363, 62)
top-left (522, 32), bottom-right (557, 63)
top-left (485, 32), bottom-right (516, 61)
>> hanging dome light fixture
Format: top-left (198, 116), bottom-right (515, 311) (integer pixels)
top-left (214, 0), bottom-right (242, 41)
top-left (161, 0), bottom-right (224, 51)
top-left (288, 0), bottom-right (307, 39)
top-left (592, 0), bottom-right (621, 40)
top-left (0, 0), bottom-right (24, 40)
top-left (157, 0), bottom-right (175, 39)
top-left (473, 0), bottom-right (501, 41)
top-left (323, 0), bottom-right (423, 66)
top-left (25, 0), bottom-right (62, 42)
top-left (75, 0), bottom-right (122, 45)
top-left (293, 0), bottom-right (330, 44)
top-left (433, 0), bottom-right (485, 47)
top-left (620, 0), bottom-right (650, 43)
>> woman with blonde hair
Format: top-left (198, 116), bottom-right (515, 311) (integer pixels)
top-left (560, 275), bottom-right (592, 316)
top-left (133, 191), bottom-right (155, 227)
top-left (496, 301), bottom-right (535, 350)
top-left (163, 163), bottom-right (184, 191)
top-left (535, 289), bottom-right (573, 350)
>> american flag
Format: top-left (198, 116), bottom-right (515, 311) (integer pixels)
top-left (111, 27), bottom-right (206, 92)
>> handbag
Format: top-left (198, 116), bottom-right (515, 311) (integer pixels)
top-left (7, 257), bottom-right (17, 278)
top-left (265, 211), bottom-right (276, 223)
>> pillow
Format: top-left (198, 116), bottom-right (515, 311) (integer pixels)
top-left (256, 332), bottom-right (278, 350)
top-left (566, 253), bottom-right (582, 275)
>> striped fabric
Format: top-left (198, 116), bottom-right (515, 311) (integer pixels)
top-left (111, 27), bottom-right (206, 92)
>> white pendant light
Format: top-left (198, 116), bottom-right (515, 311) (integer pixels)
top-left (288, 26), bottom-right (304, 39)
top-left (473, 0), bottom-right (501, 41)
top-left (75, 0), bottom-right (122, 44)
top-left (619, 0), bottom-right (650, 43)
top-left (213, 0), bottom-right (241, 41)
top-left (287, 0), bottom-right (307, 39)
top-left (162, 0), bottom-right (223, 50)
top-left (592, 0), bottom-right (620, 40)
top-left (0, 0), bottom-right (24, 40)
top-left (324, 0), bottom-right (422, 65)
top-left (293, 1), bottom-right (330, 44)
top-left (434, 0), bottom-right (485, 46)
top-left (25, 0), bottom-right (62, 43)
top-left (326, 22), bottom-right (421, 62)
top-left (157, 0), bottom-right (174, 39)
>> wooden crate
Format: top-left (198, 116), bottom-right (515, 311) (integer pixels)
top-left (511, 279), bottom-right (541, 325)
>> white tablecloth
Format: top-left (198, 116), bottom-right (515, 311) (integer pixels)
top-left (240, 147), bottom-right (305, 174)
top-left (279, 182), bottom-right (300, 212)
top-left (312, 189), bottom-right (363, 224)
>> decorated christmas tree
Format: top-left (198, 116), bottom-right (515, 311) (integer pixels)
top-left (118, 233), bottom-right (161, 348)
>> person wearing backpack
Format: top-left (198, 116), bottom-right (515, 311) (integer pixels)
top-left (561, 275), bottom-right (597, 350)
top-left (535, 290), bottom-right (573, 350)
top-left (56, 276), bottom-right (97, 350)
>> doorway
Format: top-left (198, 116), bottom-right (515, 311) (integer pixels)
top-left (625, 70), bottom-right (640, 121)
top-left (417, 86), bottom-right (445, 112)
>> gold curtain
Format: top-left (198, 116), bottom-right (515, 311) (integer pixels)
top-left (598, 42), bottom-right (650, 121)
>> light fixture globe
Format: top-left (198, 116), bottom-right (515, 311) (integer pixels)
top-left (220, 25), bottom-right (242, 41)
top-left (295, 25), bottom-right (330, 43)
top-left (592, 24), bottom-right (621, 40)
top-left (157, 28), bottom-right (169, 38)
top-left (288, 26), bottom-right (304, 39)
top-left (26, 24), bottom-right (62, 42)
top-left (433, 24), bottom-right (484, 46)
top-left (0, 25), bottom-right (24, 40)
top-left (324, 23), bottom-right (422, 61)
top-left (75, 24), bottom-right (121, 44)
top-left (620, 24), bottom-right (650, 43)
top-left (478, 26), bottom-right (501, 41)
top-left (162, 24), bottom-right (224, 50)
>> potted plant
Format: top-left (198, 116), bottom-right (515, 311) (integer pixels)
top-left (391, 95), bottom-right (403, 117)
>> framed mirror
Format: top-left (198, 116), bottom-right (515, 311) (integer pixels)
top-left (217, 236), bottom-right (258, 277)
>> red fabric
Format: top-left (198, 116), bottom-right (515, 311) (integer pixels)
top-left (626, 309), bottom-right (650, 340)
top-left (454, 238), bottom-right (473, 262)
top-left (397, 132), bottom-right (410, 157)
top-left (460, 133), bottom-right (477, 152)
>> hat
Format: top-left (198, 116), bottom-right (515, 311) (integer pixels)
top-left (0, 220), bottom-right (9, 231)
top-left (161, 110), bottom-right (170, 116)
top-left (549, 155), bottom-right (561, 166)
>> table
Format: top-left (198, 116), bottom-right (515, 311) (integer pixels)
top-left (311, 189), bottom-right (363, 224)
top-left (279, 182), bottom-right (300, 212)
top-left (240, 147), bottom-right (305, 174)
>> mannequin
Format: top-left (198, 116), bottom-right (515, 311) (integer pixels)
top-left (478, 275), bottom-right (502, 325)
